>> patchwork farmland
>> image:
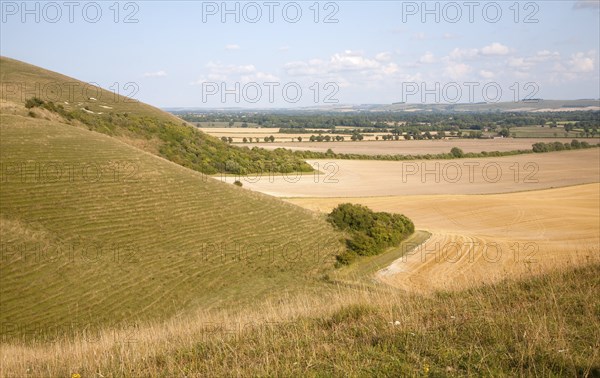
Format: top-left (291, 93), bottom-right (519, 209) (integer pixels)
top-left (4, 0), bottom-right (600, 373)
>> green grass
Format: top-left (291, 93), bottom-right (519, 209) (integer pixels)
top-left (0, 113), bottom-right (343, 340)
top-left (511, 126), bottom-right (585, 138)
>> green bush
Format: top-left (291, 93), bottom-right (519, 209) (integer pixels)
top-left (328, 203), bottom-right (414, 264)
top-left (24, 97), bottom-right (44, 109)
top-left (450, 147), bottom-right (464, 158)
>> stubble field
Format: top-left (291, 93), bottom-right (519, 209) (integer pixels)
top-left (217, 149), bottom-right (600, 197)
top-left (288, 183), bottom-right (600, 292)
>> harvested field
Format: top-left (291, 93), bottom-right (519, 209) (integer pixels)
top-left (287, 183), bottom-right (600, 292)
top-left (217, 149), bottom-right (600, 197)
top-left (255, 138), bottom-right (600, 155)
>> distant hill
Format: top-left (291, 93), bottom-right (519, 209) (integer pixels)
top-left (375, 99), bottom-right (600, 113)
top-left (167, 100), bottom-right (600, 114)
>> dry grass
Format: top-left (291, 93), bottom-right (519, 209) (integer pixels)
top-left (1, 263), bottom-right (598, 377)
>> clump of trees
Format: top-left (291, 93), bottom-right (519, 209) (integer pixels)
top-left (450, 147), bottom-right (464, 158)
top-left (532, 140), bottom-right (595, 153)
top-left (24, 97), bottom-right (312, 175)
top-left (328, 203), bottom-right (414, 265)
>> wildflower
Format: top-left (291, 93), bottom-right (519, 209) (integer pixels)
top-left (423, 363), bottom-right (430, 374)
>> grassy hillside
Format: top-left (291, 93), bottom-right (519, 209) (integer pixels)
top-left (0, 113), bottom-right (343, 340)
top-left (2, 264), bottom-right (598, 377)
top-left (0, 56), bottom-right (311, 175)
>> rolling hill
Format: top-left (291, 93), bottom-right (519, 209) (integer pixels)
top-left (0, 56), bottom-right (311, 175)
top-left (0, 59), bottom-right (344, 341)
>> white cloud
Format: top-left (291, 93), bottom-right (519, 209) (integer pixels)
top-left (448, 48), bottom-right (480, 60)
top-left (444, 63), bottom-right (471, 80)
top-left (533, 50), bottom-right (561, 62)
top-left (569, 52), bottom-right (595, 72)
top-left (143, 70), bottom-right (167, 78)
top-left (190, 62), bottom-right (277, 86)
top-left (445, 43), bottom-right (510, 64)
top-left (381, 63), bottom-right (399, 75)
top-left (282, 51), bottom-right (411, 90)
top-left (375, 52), bottom-right (392, 62)
top-left (205, 62), bottom-right (256, 74)
top-left (279, 46), bottom-right (290, 52)
top-left (330, 50), bottom-right (380, 71)
top-left (225, 44), bottom-right (240, 50)
top-left (240, 71), bottom-right (279, 83)
top-left (481, 42), bottom-right (510, 56)
top-left (507, 57), bottom-right (534, 71)
top-left (285, 50), bottom-right (383, 76)
top-left (419, 52), bottom-right (435, 64)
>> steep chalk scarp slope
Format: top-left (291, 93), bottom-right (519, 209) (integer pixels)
top-left (0, 114), bottom-right (342, 340)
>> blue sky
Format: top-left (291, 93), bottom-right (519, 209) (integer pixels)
top-left (1, 0), bottom-right (599, 107)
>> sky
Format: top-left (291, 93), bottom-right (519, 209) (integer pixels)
top-left (1, 0), bottom-right (599, 108)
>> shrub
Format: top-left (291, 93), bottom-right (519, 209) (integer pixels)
top-left (25, 97), bottom-right (44, 109)
top-left (450, 147), bottom-right (464, 158)
top-left (233, 180), bottom-right (243, 187)
top-left (328, 203), bottom-right (414, 264)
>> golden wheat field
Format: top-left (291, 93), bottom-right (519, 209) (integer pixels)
top-left (287, 183), bottom-right (600, 292)
top-left (217, 148), bottom-right (600, 197)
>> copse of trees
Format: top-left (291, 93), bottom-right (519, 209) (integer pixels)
top-left (328, 203), bottom-right (414, 265)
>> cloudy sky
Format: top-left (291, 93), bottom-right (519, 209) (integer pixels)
top-left (2, 0), bottom-right (599, 107)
